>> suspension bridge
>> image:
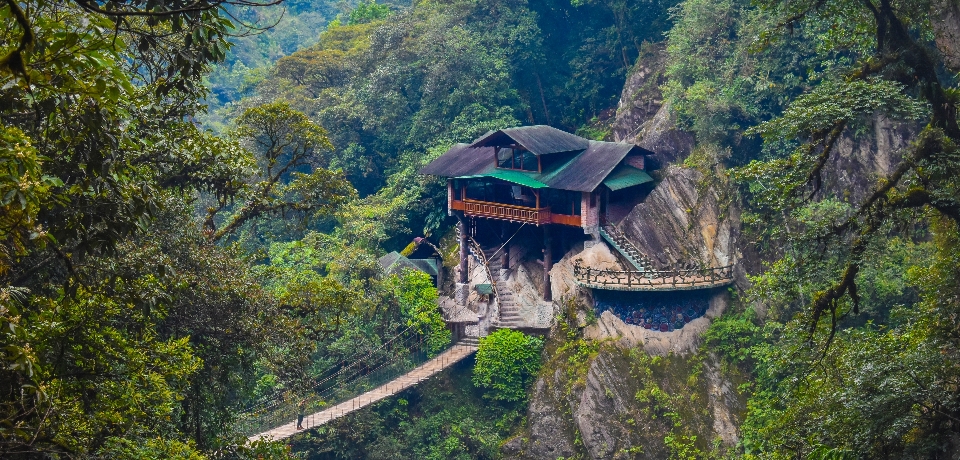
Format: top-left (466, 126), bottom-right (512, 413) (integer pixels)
top-left (246, 343), bottom-right (477, 441)
top-left (236, 319), bottom-right (480, 442)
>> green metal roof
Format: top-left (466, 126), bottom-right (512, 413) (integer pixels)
top-left (603, 166), bottom-right (654, 191)
top-left (458, 169), bottom-right (548, 189)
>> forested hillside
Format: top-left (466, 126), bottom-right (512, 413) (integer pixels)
top-left (2, 0), bottom-right (960, 459)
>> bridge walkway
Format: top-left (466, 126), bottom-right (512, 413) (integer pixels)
top-left (248, 343), bottom-right (478, 442)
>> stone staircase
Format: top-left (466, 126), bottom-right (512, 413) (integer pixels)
top-left (459, 336), bottom-right (480, 347)
top-left (482, 245), bottom-right (523, 328)
top-left (600, 225), bottom-right (654, 272)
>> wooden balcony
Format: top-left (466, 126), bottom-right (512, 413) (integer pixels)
top-left (451, 199), bottom-right (581, 226)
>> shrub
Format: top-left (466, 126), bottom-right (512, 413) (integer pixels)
top-left (473, 329), bottom-right (544, 402)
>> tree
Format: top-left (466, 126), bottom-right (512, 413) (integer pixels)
top-left (387, 270), bottom-right (450, 355)
top-left (1, 1), bottom-right (296, 457)
top-left (209, 102), bottom-right (357, 241)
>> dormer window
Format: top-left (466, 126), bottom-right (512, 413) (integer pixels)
top-left (496, 146), bottom-right (539, 172)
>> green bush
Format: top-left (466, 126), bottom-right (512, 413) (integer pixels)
top-left (473, 329), bottom-right (544, 402)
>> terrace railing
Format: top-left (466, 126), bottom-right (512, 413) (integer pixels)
top-left (574, 261), bottom-right (734, 291)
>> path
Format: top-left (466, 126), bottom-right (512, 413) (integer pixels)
top-left (248, 343), bottom-right (478, 442)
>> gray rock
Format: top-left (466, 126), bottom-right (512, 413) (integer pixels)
top-left (617, 166), bottom-right (739, 275)
top-left (514, 370), bottom-right (578, 459)
top-left (932, 0), bottom-right (960, 71)
top-left (611, 44), bottom-right (695, 165)
top-left (573, 354), bottom-right (640, 459)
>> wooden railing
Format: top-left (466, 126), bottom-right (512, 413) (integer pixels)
top-left (453, 199), bottom-right (552, 225)
top-left (574, 261), bottom-right (734, 291)
top-left (451, 199), bottom-right (581, 226)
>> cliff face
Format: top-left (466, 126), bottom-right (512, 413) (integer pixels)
top-left (617, 166), bottom-right (738, 272)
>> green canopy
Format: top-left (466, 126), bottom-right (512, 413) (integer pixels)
top-left (457, 169), bottom-right (548, 189)
top-left (603, 165), bottom-right (654, 191)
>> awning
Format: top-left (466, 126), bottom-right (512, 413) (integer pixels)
top-left (603, 165), bottom-right (654, 191)
top-left (457, 169), bottom-right (548, 189)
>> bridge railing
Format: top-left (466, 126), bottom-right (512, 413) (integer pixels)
top-left (573, 261), bottom-right (734, 290)
top-left (235, 327), bottom-right (430, 437)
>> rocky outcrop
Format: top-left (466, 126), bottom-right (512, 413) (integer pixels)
top-left (611, 44), bottom-right (695, 165)
top-left (502, 371), bottom-right (579, 459)
top-left (504, 342), bottom-right (745, 460)
top-left (584, 292), bottom-right (728, 356)
top-left (612, 45), bottom-right (666, 143)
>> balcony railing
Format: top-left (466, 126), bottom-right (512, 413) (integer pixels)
top-left (574, 261), bottom-right (734, 291)
top-left (452, 199), bottom-right (553, 225)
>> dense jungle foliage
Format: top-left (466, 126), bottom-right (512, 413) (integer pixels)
top-left (3, 0), bottom-right (960, 458)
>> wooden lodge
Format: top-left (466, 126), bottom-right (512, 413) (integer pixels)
top-left (420, 125), bottom-right (654, 234)
top-left (420, 125), bottom-right (656, 303)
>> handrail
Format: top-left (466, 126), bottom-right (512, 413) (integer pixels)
top-left (455, 225), bottom-right (502, 311)
top-left (453, 199), bottom-right (552, 225)
top-left (574, 261), bottom-right (734, 290)
top-left (235, 326), bottom-right (430, 436)
top-left (458, 198), bottom-right (549, 212)
top-left (599, 225), bottom-right (653, 272)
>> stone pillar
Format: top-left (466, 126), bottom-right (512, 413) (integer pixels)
top-left (456, 219), bottom-right (469, 306)
top-left (543, 225), bottom-right (552, 302)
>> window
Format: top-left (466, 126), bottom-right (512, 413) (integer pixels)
top-left (496, 147), bottom-right (538, 171)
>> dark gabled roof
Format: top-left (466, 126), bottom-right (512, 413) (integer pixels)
top-left (539, 141), bottom-right (637, 192)
top-left (472, 126), bottom-right (589, 156)
top-left (419, 143), bottom-right (494, 177)
top-left (419, 126), bottom-right (655, 193)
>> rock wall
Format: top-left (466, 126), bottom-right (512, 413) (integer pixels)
top-left (932, 0), bottom-right (960, 72)
top-left (611, 44), bottom-right (695, 166)
top-left (617, 165), bottom-right (739, 272)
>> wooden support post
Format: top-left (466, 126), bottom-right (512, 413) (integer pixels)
top-left (543, 226), bottom-right (552, 302)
